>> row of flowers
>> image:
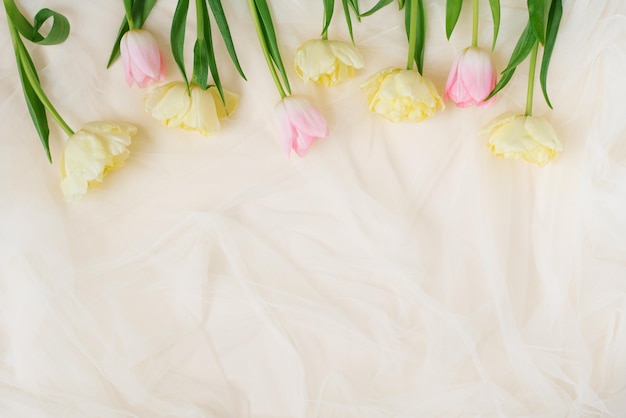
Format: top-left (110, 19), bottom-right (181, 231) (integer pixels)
top-left (4, 0), bottom-right (564, 201)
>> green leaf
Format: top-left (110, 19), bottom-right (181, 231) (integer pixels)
top-left (540, 0), bottom-right (562, 108)
top-left (192, 38), bottom-right (210, 89)
top-left (348, 0), bottom-right (361, 21)
top-left (13, 36), bottom-right (51, 161)
top-left (206, 0), bottom-right (246, 80)
top-left (255, 0), bottom-right (290, 94)
top-left (341, 0), bottom-right (355, 42)
top-left (485, 67), bottom-right (514, 100)
top-left (445, 0), bottom-right (462, 40)
top-left (171, 0), bottom-right (190, 87)
top-left (32, 8), bottom-right (70, 45)
top-left (360, 0), bottom-right (393, 17)
top-left (4, 0), bottom-right (70, 45)
top-left (204, 14), bottom-right (225, 103)
top-left (500, 22), bottom-right (537, 74)
top-left (322, 0), bottom-right (334, 37)
top-left (107, 20), bottom-right (130, 68)
top-left (486, 22), bottom-right (537, 99)
top-left (527, 0), bottom-right (550, 44)
top-left (488, 0), bottom-right (500, 49)
top-left (3, 0), bottom-right (36, 37)
top-left (107, 0), bottom-right (159, 68)
top-left (398, 0), bottom-right (406, 9)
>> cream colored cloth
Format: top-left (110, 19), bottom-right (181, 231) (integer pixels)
top-left (1, 1), bottom-right (625, 416)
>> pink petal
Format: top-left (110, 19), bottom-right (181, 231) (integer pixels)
top-left (458, 48), bottom-right (495, 103)
top-left (273, 101), bottom-right (297, 157)
top-left (444, 54), bottom-right (462, 102)
top-left (293, 133), bottom-right (317, 157)
top-left (121, 30), bottom-right (165, 87)
top-left (120, 34), bottom-right (134, 87)
top-left (283, 97), bottom-right (328, 139)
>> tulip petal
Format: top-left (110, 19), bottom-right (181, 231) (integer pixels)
top-left (284, 97), bottom-right (329, 139)
top-left (482, 113), bottom-right (562, 166)
top-left (295, 39), bottom-right (363, 86)
top-left (460, 48), bottom-right (496, 102)
top-left (59, 122), bottom-right (135, 201)
top-left (208, 88), bottom-right (239, 119)
top-left (363, 69), bottom-right (443, 122)
top-left (120, 29), bottom-right (166, 88)
top-left (444, 54), bottom-right (462, 101)
top-left (180, 86), bottom-right (220, 136)
top-left (146, 81), bottom-right (237, 136)
top-left (273, 101), bottom-right (297, 157)
top-left (445, 47), bottom-right (497, 108)
top-left (524, 116), bottom-right (563, 151)
top-left (145, 82), bottom-right (191, 122)
top-left (329, 40), bottom-right (364, 68)
top-left (273, 96), bottom-right (328, 157)
top-left (120, 34), bottom-right (134, 87)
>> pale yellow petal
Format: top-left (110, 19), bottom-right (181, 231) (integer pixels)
top-left (483, 113), bottom-right (562, 166)
top-left (145, 82), bottom-right (191, 124)
top-left (295, 39), bottom-right (363, 86)
top-left (59, 122), bottom-right (136, 200)
top-left (208, 87), bottom-right (239, 118)
top-left (524, 115), bottom-right (563, 152)
top-left (176, 85), bottom-right (220, 136)
top-left (362, 68), bottom-right (443, 123)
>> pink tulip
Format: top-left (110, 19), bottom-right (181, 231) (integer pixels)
top-left (444, 47), bottom-right (496, 108)
top-left (273, 96), bottom-right (329, 157)
top-left (120, 29), bottom-right (166, 88)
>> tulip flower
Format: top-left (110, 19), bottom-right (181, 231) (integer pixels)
top-left (59, 122), bottom-right (137, 201)
top-left (144, 81), bottom-right (238, 136)
top-left (480, 112), bottom-right (563, 166)
top-left (361, 68), bottom-right (444, 122)
top-left (120, 29), bottom-right (166, 88)
top-left (294, 39), bottom-right (364, 86)
top-left (444, 47), bottom-right (496, 108)
top-left (273, 95), bottom-right (329, 157)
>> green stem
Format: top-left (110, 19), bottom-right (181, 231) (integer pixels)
top-left (195, 0), bottom-right (205, 42)
top-left (123, 0), bottom-right (135, 29)
top-left (525, 41), bottom-right (539, 116)
top-left (406, 0), bottom-right (418, 70)
top-left (8, 20), bottom-right (74, 136)
top-left (248, 0), bottom-right (287, 98)
top-left (471, 0), bottom-right (479, 47)
top-left (191, 0), bottom-right (205, 86)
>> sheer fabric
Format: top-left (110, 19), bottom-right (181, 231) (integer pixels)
top-left (1, 1), bottom-right (625, 416)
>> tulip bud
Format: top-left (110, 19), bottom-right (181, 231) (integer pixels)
top-left (361, 68), bottom-right (444, 122)
top-left (273, 96), bottom-right (329, 157)
top-left (60, 122), bottom-right (136, 200)
top-left (444, 47), bottom-right (496, 108)
top-left (294, 39), bottom-right (364, 86)
top-left (145, 82), bottom-right (238, 136)
top-left (481, 112), bottom-right (563, 166)
top-left (120, 29), bottom-right (167, 88)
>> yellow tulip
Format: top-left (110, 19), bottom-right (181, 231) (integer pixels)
top-left (360, 68), bottom-right (444, 122)
top-left (59, 122), bottom-right (136, 201)
top-left (294, 39), bottom-right (364, 86)
top-left (481, 112), bottom-right (563, 166)
top-left (145, 81), bottom-right (238, 136)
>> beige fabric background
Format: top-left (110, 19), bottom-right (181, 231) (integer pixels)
top-left (1, 0), bottom-right (625, 416)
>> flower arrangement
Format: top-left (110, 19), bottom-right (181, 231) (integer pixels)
top-left (3, 0), bottom-right (564, 200)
